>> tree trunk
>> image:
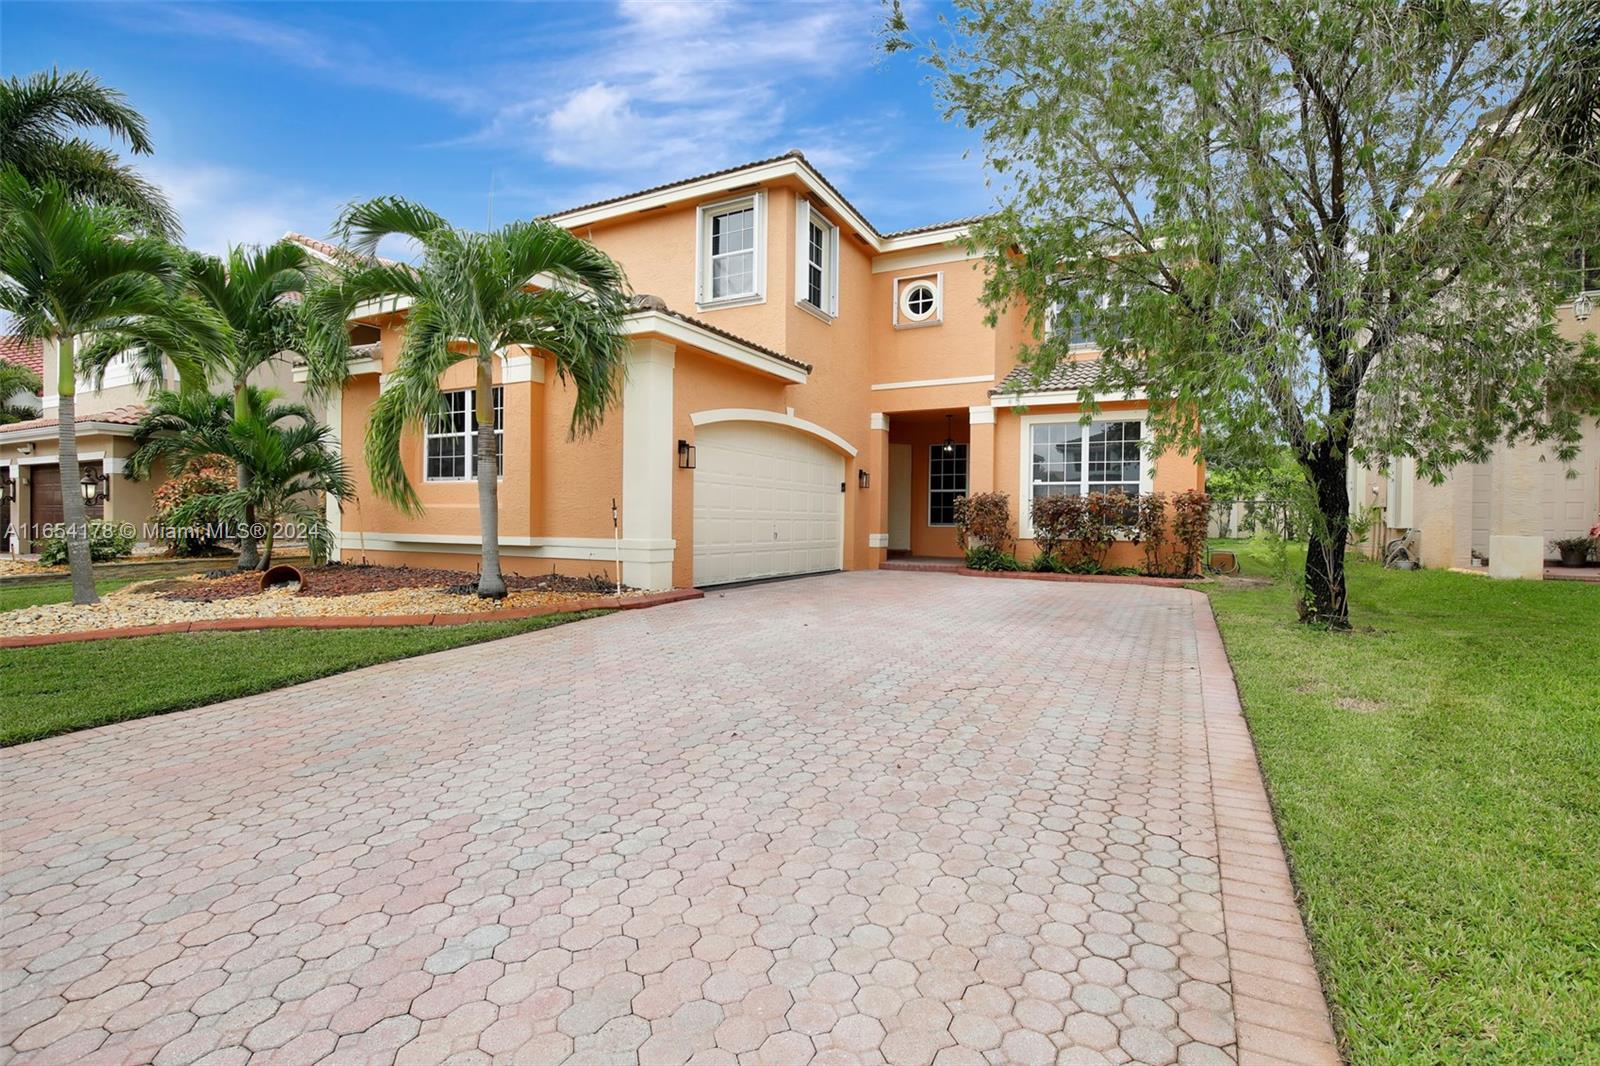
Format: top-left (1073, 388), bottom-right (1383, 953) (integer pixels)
top-left (474, 359), bottom-right (507, 599)
top-left (233, 381), bottom-right (260, 571)
top-left (1301, 444), bottom-right (1351, 628)
top-left (257, 513), bottom-right (275, 572)
top-left (54, 337), bottom-right (99, 606)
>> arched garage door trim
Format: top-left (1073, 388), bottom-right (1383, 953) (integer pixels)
top-left (689, 408), bottom-right (858, 457)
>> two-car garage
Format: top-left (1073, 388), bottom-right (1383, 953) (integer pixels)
top-left (691, 419), bottom-right (846, 587)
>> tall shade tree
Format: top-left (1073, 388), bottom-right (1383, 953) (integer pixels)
top-left (310, 199), bottom-right (632, 598)
top-left (887, 0), bottom-right (1600, 626)
top-left (130, 386), bottom-right (352, 570)
top-left (0, 171), bottom-right (192, 604)
top-left (86, 241), bottom-right (321, 569)
top-left (0, 69), bottom-right (178, 236)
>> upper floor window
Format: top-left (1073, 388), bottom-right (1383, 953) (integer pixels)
top-left (795, 200), bottom-right (839, 317)
top-left (1568, 245), bottom-right (1600, 295)
top-left (1046, 284), bottom-right (1103, 348)
top-left (893, 273), bottom-right (942, 328)
top-left (697, 193), bottom-right (766, 308)
top-left (425, 386), bottom-right (503, 481)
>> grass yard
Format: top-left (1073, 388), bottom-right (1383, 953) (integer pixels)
top-left (0, 610), bottom-right (608, 746)
top-left (1204, 540), bottom-right (1599, 1063)
top-left (0, 576), bottom-right (141, 612)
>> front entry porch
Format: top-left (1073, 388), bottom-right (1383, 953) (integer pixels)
top-left (882, 407), bottom-right (973, 561)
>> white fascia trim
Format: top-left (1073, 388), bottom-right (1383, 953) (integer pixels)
top-left (968, 405), bottom-right (996, 426)
top-left (991, 389), bottom-right (1147, 408)
top-left (548, 155), bottom-right (974, 255)
top-left (348, 295), bottom-right (413, 322)
top-left (870, 374), bottom-right (993, 392)
top-left (624, 311), bottom-right (807, 383)
top-left (690, 407), bottom-right (858, 457)
top-left (871, 246), bottom-right (985, 274)
top-left (1016, 409), bottom-right (1153, 539)
top-left (335, 532), bottom-right (676, 561)
top-left (16, 450), bottom-right (106, 465)
top-left (0, 422), bottom-right (138, 445)
top-left (292, 356), bottom-right (381, 384)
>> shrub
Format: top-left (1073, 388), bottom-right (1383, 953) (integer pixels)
top-left (1079, 490), bottom-right (1128, 569)
top-left (1171, 489), bottom-right (1212, 576)
top-left (1030, 492), bottom-right (1083, 567)
top-left (38, 520), bottom-right (135, 565)
top-left (1134, 491), bottom-right (1169, 575)
top-left (954, 492), bottom-right (1015, 554)
top-left (151, 458), bottom-right (236, 556)
top-left (964, 545), bottom-right (1021, 571)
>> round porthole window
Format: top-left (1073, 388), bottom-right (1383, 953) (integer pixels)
top-left (900, 280), bottom-right (938, 322)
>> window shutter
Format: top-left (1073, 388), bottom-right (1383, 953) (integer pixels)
top-left (795, 199), bottom-right (810, 306)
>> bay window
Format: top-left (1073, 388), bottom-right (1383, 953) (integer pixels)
top-left (425, 386), bottom-right (503, 481)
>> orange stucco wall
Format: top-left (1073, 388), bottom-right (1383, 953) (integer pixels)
top-left (332, 170), bottom-right (1207, 586)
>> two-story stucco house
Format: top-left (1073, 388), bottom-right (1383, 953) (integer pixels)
top-left (302, 151), bottom-right (1205, 589)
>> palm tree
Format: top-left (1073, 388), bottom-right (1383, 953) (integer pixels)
top-left (0, 171), bottom-right (196, 604)
top-left (0, 69), bottom-right (178, 235)
top-left (0, 361), bottom-right (42, 425)
top-left (132, 386), bottom-right (351, 570)
top-left (310, 198), bottom-right (632, 598)
top-left (87, 241), bottom-right (320, 568)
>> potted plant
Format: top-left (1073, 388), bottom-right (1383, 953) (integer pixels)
top-left (1551, 535), bottom-right (1595, 568)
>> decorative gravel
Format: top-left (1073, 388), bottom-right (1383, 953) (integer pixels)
top-left (0, 578), bottom-right (638, 637)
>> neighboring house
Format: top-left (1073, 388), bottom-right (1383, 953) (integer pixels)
top-left (1, 335), bottom-right (44, 418)
top-left (299, 151), bottom-right (1205, 590)
top-left (0, 336), bottom-right (304, 555)
top-left (1351, 267), bottom-right (1600, 577)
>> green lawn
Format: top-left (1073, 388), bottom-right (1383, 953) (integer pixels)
top-left (1203, 540), bottom-right (1600, 1063)
top-left (0, 576), bottom-right (142, 612)
top-left (0, 611), bottom-right (608, 746)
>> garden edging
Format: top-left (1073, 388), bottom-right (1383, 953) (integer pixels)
top-left (884, 560), bottom-right (1202, 588)
top-left (0, 588), bottom-right (703, 649)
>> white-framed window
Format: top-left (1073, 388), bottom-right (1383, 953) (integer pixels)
top-left (1019, 414), bottom-right (1150, 536)
top-left (893, 273), bottom-right (943, 328)
top-left (1570, 245), bottom-right (1600, 294)
top-left (1046, 284), bottom-right (1104, 348)
top-left (929, 442), bottom-right (968, 526)
top-left (795, 200), bottom-right (839, 317)
top-left (697, 193), bottom-right (766, 308)
top-left (425, 386), bottom-right (503, 481)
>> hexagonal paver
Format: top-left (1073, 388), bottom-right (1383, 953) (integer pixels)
top-left (0, 572), bottom-right (1304, 1063)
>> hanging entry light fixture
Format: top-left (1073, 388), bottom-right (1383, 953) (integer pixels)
top-left (942, 413), bottom-right (956, 454)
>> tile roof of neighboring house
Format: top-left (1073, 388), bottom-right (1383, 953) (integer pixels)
top-left (282, 232), bottom-right (399, 267)
top-left (0, 335), bottom-right (44, 380)
top-left (630, 295), bottom-right (812, 374)
top-left (0, 403), bottom-right (148, 436)
top-left (991, 359), bottom-right (1107, 395)
top-left (546, 150), bottom-right (996, 243)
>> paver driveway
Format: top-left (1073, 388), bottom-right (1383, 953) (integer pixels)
top-left (1, 572), bottom-right (1335, 1066)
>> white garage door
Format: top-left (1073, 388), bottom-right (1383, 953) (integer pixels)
top-left (693, 421), bottom-right (844, 586)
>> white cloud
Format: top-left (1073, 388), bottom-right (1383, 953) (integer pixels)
top-left (140, 162), bottom-right (340, 255)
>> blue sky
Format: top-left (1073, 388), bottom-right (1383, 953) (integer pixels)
top-left (3, 1), bottom-right (990, 254)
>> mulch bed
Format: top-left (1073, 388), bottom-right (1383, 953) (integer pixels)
top-left (147, 564), bottom-right (626, 602)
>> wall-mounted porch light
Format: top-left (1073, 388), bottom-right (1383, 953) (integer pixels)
top-left (1575, 292), bottom-right (1593, 323)
top-left (677, 439), bottom-right (696, 469)
top-left (858, 468), bottom-right (870, 490)
top-left (80, 469), bottom-right (110, 506)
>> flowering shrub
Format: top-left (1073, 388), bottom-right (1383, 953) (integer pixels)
top-left (1170, 489), bottom-right (1212, 576)
top-left (151, 458), bottom-right (236, 556)
top-left (954, 492), bottom-right (1015, 554)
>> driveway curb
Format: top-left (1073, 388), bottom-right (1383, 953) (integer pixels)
top-left (1191, 594), bottom-right (1343, 1065)
top-left (0, 588), bottom-right (703, 649)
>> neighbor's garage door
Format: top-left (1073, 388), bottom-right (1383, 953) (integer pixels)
top-left (693, 421), bottom-right (844, 587)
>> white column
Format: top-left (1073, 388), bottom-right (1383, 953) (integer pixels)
top-left (325, 385), bottom-right (343, 562)
top-left (621, 338), bottom-right (676, 589)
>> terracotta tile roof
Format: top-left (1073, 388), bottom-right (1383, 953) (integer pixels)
top-left (0, 403), bottom-right (147, 436)
top-left (0, 335), bottom-right (44, 379)
top-left (282, 232), bottom-right (399, 267)
top-left (991, 359), bottom-right (1107, 395)
top-left (545, 150), bottom-right (994, 244)
top-left (630, 295), bottom-right (812, 374)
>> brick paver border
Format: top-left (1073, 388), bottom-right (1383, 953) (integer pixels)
top-left (0, 588), bottom-right (703, 649)
top-left (881, 559), bottom-right (1200, 588)
top-left (1190, 593), bottom-right (1343, 1066)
